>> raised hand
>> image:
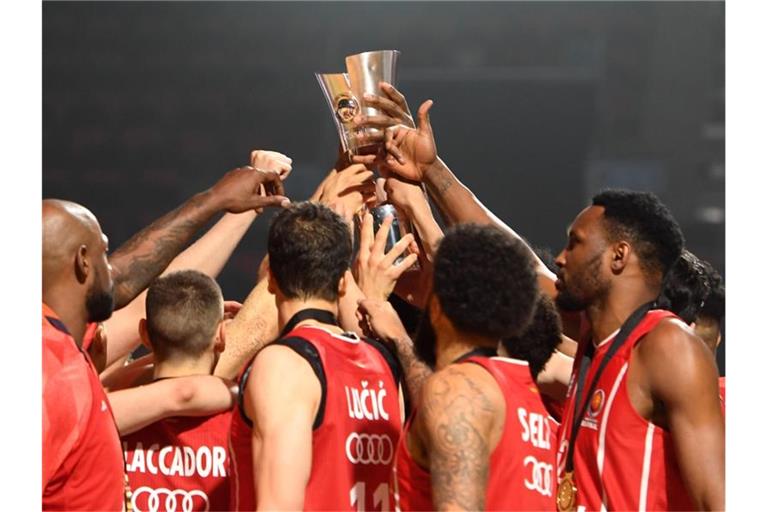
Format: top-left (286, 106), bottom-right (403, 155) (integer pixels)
top-left (348, 82), bottom-right (416, 165)
top-left (223, 300), bottom-right (244, 321)
top-left (381, 100), bottom-right (438, 182)
top-left (209, 166), bottom-right (290, 213)
top-left (312, 163), bottom-right (377, 222)
top-left (250, 150), bottom-right (293, 181)
top-left (355, 211), bottom-right (419, 301)
top-left (384, 175), bottom-right (428, 216)
top-left (355, 81), bottom-right (416, 131)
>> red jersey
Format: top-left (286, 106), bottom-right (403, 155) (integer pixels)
top-left (122, 409), bottom-right (233, 511)
top-left (719, 376), bottom-right (726, 412)
top-left (230, 325), bottom-right (402, 511)
top-left (556, 310), bottom-right (695, 510)
top-left (42, 304), bottom-right (127, 511)
top-left (392, 356), bottom-right (557, 511)
top-left (542, 393), bottom-right (566, 425)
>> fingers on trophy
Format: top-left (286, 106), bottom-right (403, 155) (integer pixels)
top-left (316, 50), bottom-right (419, 271)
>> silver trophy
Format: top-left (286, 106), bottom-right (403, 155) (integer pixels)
top-left (345, 50), bottom-right (400, 153)
top-left (369, 203), bottom-right (418, 267)
top-left (315, 72), bottom-right (362, 156)
top-left (317, 50), bottom-right (416, 270)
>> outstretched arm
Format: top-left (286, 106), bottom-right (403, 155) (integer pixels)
top-left (102, 211), bottom-right (260, 367)
top-left (384, 176), bottom-right (443, 261)
top-left (379, 102), bottom-right (557, 298)
top-left (638, 320), bottom-right (725, 510)
top-left (214, 277), bottom-right (279, 379)
top-left (245, 345), bottom-right (320, 510)
top-left (109, 165), bottom-right (289, 309)
top-left (108, 375), bottom-right (236, 435)
top-left (358, 299), bottom-right (433, 409)
top-left (356, 85), bottom-right (557, 299)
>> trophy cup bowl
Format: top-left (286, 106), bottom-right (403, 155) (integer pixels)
top-left (317, 51), bottom-right (416, 271)
top-left (316, 72), bottom-right (361, 156)
top-left (345, 50), bottom-right (400, 153)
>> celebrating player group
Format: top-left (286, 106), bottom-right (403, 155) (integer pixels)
top-left (43, 82), bottom-right (725, 511)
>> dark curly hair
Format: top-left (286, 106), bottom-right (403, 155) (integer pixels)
top-left (268, 201), bottom-right (352, 301)
top-left (658, 250), bottom-right (711, 324)
top-left (502, 294), bottom-right (562, 378)
top-left (658, 250), bottom-right (725, 329)
top-left (699, 259), bottom-right (725, 326)
top-left (433, 224), bottom-right (538, 340)
top-left (592, 189), bottom-right (684, 278)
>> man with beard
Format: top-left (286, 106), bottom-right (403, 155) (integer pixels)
top-left (361, 224), bottom-right (555, 510)
top-left (552, 191), bottom-right (723, 510)
top-left (360, 84), bottom-right (724, 511)
top-left (42, 165), bottom-right (288, 510)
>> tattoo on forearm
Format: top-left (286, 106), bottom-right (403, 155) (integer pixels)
top-left (426, 165), bottom-right (455, 198)
top-left (110, 194), bottom-right (212, 307)
top-left (424, 368), bottom-right (494, 510)
top-left (394, 337), bottom-right (432, 404)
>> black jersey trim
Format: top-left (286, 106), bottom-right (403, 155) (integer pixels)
top-left (272, 337), bottom-right (327, 430)
top-left (237, 361), bottom-right (256, 428)
top-left (45, 316), bottom-right (70, 336)
top-left (362, 337), bottom-right (403, 386)
top-left (237, 337), bottom-right (328, 431)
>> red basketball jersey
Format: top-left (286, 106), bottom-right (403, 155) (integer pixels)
top-left (556, 310), bottom-right (695, 510)
top-left (719, 376), bottom-right (726, 412)
top-left (392, 356), bottom-right (557, 511)
top-left (229, 325), bottom-right (402, 511)
top-left (122, 409), bottom-right (233, 511)
top-left (42, 304), bottom-right (127, 511)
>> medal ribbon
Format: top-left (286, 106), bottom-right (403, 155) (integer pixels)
top-left (563, 301), bottom-right (655, 475)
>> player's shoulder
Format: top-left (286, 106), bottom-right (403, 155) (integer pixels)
top-left (43, 353), bottom-right (92, 429)
top-left (640, 316), bottom-right (704, 355)
top-left (247, 342), bottom-right (322, 398)
top-left (422, 362), bottom-right (503, 413)
top-left (251, 343), bottom-right (313, 377)
top-left (635, 316), bottom-right (713, 376)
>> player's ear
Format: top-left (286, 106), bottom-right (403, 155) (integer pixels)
top-left (266, 261), bottom-right (277, 295)
top-left (610, 241), bottom-right (631, 273)
top-left (138, 318), bottom-right (152, 351)
top-left (215, 320), bottom-right (227, 354)
top-left (75, 244), bottom-right (89, 283)
top-left (338, 271), bottom-right (349, 298)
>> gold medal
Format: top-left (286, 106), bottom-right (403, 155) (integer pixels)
top-left (556, 471), bottom-right (577, 512)
top-left (124, 473), bottom-right (134, 512)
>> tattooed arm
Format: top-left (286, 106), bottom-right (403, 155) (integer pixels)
top-left (362, 88), bottom-right (557, 299)
top-left (357, 298), bottom-right (433, 407)
top-left (109, 165), bottom-right (289, 309)
top-left (214, 277), bottom-right (279, 380)
top-left (419, 364), bottom-right (502, 510)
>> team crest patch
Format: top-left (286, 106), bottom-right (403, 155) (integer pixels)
top-left (587, 389), bottom-right (605, 418)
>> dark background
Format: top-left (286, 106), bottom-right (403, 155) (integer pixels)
top-left (43, 1), bottom-right (725, 370)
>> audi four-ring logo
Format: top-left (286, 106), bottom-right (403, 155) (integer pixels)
top-left (523, 455), bottom-right (554, 497)
top-left (345, 432), bottom-right (394, 465)
top-left (131, 486), bottom-right (210, 512)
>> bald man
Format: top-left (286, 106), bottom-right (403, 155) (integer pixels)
top-left (42, 165), bottom-right (289, 510)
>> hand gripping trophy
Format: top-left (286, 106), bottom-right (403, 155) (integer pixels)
top-left (316, 50), bottom-right (417, 267)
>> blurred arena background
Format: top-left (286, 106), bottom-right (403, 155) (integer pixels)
top-left (42, 1), bottom-right (724, 369)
